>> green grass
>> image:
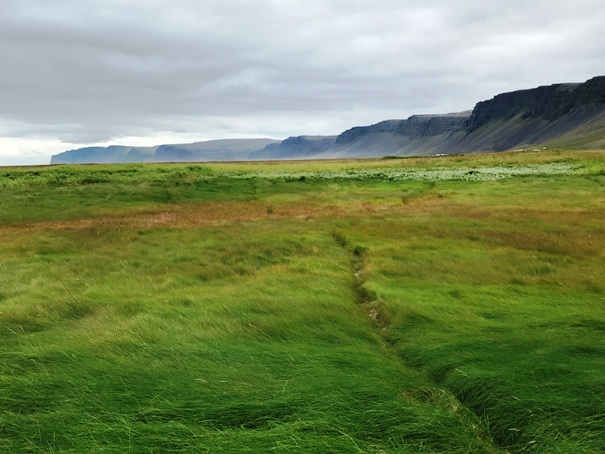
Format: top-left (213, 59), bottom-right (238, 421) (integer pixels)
top-left (0, 150), bottom-right (604, 452)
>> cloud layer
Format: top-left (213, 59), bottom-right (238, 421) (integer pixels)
top-left (1, 0), bottom-right (604, 160)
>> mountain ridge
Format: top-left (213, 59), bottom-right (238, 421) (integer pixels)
top-left (51, 76), bottom-right (605, 164)
top-left (52, 139), bottom-right (279, 164)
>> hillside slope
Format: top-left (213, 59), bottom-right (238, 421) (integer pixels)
top-left (323, 75), bottom-right (605, 158)
top-left (51, 76), bottom-right (605, 163)
top-left (249, 135), bottom-right (337, 160)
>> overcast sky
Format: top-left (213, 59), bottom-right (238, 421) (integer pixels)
top-left (1, 0), bottom-right (604, 164)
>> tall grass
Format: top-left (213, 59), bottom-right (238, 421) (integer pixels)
top-left (0, 150), bottom-right (603, 452)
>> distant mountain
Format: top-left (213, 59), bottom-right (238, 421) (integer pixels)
top-left (51, 76), bottom-right (605, 164)
top-left (249, 135), bottom-right (338, 160)
top-left (321, 75), bottom-right (605, 158)
top-left (51, 139), bottom-right (280, 164)
top-left (323, 113), bottom-right (471, 158)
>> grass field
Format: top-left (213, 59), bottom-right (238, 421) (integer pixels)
top-left (0, 150), bottom-right (604, 452)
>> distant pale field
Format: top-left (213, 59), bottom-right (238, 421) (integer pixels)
top-left (0, 150), bottom-right (604, 453)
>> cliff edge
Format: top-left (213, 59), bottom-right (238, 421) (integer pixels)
top-left (51, 76), bottom-right (605, 163)
top-left (324, 75), bottom-right (605, 158)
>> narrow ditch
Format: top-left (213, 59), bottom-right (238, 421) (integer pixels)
top-left (331, 229), bottom-right (505, 453)
top-left (333, 229), bottom-right (389, 331)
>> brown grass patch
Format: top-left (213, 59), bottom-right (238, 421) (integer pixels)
top-left (482, 229), bottom-right (602, 258)
top-left (1, 200), bottom-right (356, 233)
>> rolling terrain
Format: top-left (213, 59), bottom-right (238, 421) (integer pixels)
top-left (1, 150), bottom-right (604, 452)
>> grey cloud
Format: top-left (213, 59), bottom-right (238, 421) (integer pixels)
top-left (1, 0), bottom-right (604, 149)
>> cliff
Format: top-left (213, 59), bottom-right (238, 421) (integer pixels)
top-left (469, 76), bottom-right (605, 131)
top-left (249, 136), bottom-right (337, 160)
top-left (335, 113), bottom-right (471, 146)
top-left (324, 113), bottom-right (470, 157)
top-left (456, 76), bottom-right (605, 152)
top-left (321, 75), bottom-right (605, 158)
top-left (51, 76), bottom-right (605, 164)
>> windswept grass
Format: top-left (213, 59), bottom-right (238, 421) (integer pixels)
top-left (0, 150), bottom-right (603, 452)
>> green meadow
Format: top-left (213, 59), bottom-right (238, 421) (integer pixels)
top-left (0, 150), bottom-right (604, 453)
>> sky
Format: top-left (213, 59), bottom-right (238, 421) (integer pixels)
top-left (1, 0), bottom-right (604, 165)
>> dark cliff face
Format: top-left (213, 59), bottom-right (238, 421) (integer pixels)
top-left (329, 76), bottom-right (605, 157)
top-left (574, 75), bottom-right (605, 104)
top-left (467, 76), bottom-right (605, 132)
top-left (403, 114), bottom-right (471, 136)
top-left (335, 114), bottom-right (470, 147)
